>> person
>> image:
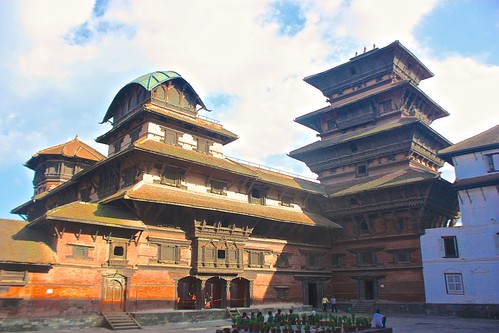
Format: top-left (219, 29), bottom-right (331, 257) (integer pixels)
top-left (322, 296), bottom-right (329, 312)
top-left (373, 309), bottom-right (386, 328)
top-left (264, 310), bottom-right (274, 324)
top-left (330, 296), bottom-right (337, 313)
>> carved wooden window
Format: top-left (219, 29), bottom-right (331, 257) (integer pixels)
top-left (108, 240), bottom-right (128, 266)
top-left (382, 100), bottom-right (392, 113)
top-left (161, 166), bottom-right (184, 188)
top-left (68, 244), bottom-right (92, 260)
top-left (248, 251), bottom-right (265, 268)
top-left (279, 195), bottom-right (294, 208)
top-left (356, 250), bottom-right (376, 266)
top-left (158, 244), bottom-right (180, 264)
top-left (326, 119), bottom-right (337, 130)
top-left (210, 180), bottom-right (227, 195)
top-left (197, 138), bottom-right (210, 154)
top-left (356, 164), bottom-right (368, 177)
top-left (359, 220), bottom-right (369, 234)
top-left (445, 273), bottom-right (464, 295)
top-left (162, 129), bottom-right (178, 145)
top-left (113, 139), bottom-right (122, 153)
top-left (46, 161), bottom-right (60, 176)
top-left (305, 198), bottom-right (321, 212)
top-left (167, 86), bottom-right (181, 105)
top-left (275, 286), bottom-right (289, 301)
top-left (331, 254), bottom-right (343, 267)
top-left (122, 166), bottom-right (137, 187)
top-left (249, 187), bottom-right (265, 205)
top-left (97, 172), bottom-right (119, 197)
top-left (0, 270), bottom-right (27, 286)
top-left (275, 253), bottom-right (291, 268)
top-left (80, 187), bottom-right (91, 202)
top-left (393, 250), bottom-right (411, 264)
top-left (130, 129), bottom-right (140, 143)
top-left (217, 249), bottom-right (226, 260)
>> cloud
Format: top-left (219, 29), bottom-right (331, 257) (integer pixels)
top-left (420, 56), bottom-right (499, 144)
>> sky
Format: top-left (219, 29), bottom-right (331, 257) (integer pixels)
top-left (1, 0), bottom-right (498, 219)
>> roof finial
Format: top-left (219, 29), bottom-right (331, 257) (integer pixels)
top-left (363, 46), bottom-right (366, 53)
top-left (75, 134), bottom-right (79, 141)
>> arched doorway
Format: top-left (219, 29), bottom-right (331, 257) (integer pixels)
top-left (177, 276), bottom-right (200, 309)
top-left (205, 277), bottom-right (226, 309)
top-left (101, 274), bottom-right (127, 312)
top-left (230, 277), bottom-right (250, 307)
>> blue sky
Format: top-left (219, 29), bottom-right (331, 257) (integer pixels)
top-left (1, 0), bottom-right (498, 219)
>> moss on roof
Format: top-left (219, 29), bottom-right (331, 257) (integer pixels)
top-left (145, 104), bottom-right (238, 140)
top-left (326, 167), bottom-right (439, 197)
top-left (25, 135), bottom-right (105, 170)
top-left (33, 202), bottom-right (146, 230)
top-left (0, 219), bottom-right (57, 265)
top-left (439, 124), bottom-right (499, 164)
top-left (119, 183), bottom-right (340, 229)
top-left (134, 138), bottom-right (257, 177)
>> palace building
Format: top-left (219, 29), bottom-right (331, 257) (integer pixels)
top-left (1, 41), bottom-right (458, 319)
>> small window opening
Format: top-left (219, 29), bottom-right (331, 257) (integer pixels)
top-left (114, 246), bottom-right (124, 257)
top-left (217, 249), bottom-right (226, 259)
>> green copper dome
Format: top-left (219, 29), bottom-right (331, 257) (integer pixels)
top-left (131, 71), bottom-right (182, 91)
top-left (102, 71), bottom-right (207, 123)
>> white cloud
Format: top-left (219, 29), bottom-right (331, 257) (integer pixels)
top-left (420, 56), bottom-right (499, 144)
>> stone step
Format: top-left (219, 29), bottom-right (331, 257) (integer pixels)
top-left (102, 312), bottom-right (142, 330)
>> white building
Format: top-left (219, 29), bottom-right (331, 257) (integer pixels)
top-left (421, 124), bottom-right (499, 304)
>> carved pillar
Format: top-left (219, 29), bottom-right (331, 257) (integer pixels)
top-left (225, 279), bottom-right (231, 308)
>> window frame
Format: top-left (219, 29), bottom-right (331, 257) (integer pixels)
top-left (441, 236), bottom-right (459, 258)
top-left (0, 269), bottom-right (28, 286)
top-left (445, 273), bottom-right (464, 295)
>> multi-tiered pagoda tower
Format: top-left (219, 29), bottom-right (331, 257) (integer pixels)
top-left (290, 41), bottom-right (459, 306)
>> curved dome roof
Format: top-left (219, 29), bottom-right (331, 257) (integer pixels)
top-left (131, 71), bottom-right (182, 91)
top-left (102, 71), bottom-right (207, 123)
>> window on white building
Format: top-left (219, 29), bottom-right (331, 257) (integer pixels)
top-left (486, 153), bottom-right (499, 172)
top-left (444, 273), bottom-right (464, 295)
top-left (440, 236), bottom-right (459, 258)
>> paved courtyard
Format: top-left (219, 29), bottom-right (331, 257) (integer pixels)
top-left (28, 314), bottom-right (499, 333)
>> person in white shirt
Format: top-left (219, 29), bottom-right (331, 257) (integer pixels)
top-left (373, 309), bottom-right (386, 328)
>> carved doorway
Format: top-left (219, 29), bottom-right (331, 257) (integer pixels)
top-left (205, 277), bottom-right (226, 309)
top-left (177, 276), bottom-right (200, 309)
top-left (358, 279), bottom-right (377, 301)
top-left (307, 283), bottom-right (318, 308)
top-left (230, 277), bottom-right (249, 307)
top-left (101, 274), bottom-right (126, 312)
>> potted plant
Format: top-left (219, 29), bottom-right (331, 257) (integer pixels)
top-left (304, 324), bottom-right (311, 333)
top-left (295, 323), bottom-right (302, 333)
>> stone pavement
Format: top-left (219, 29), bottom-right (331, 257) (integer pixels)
top-left (26, 314), bottom-right (499, 333)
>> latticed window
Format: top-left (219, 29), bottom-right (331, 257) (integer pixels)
top-left (97, 172), bottom-right (119, 197)
top-left (162, 129), bottom-right (178, 145)
top-left (197, 139), bottom-right (210, 154)
top-left (0, 269), bottom-right (27, 285)
top-left (279, 195), bottom-right (294, 207)
top-left (161, 166), bottom-right (183, 187)
top-left (158, 244), bottom-right (180, 264)
top-left (210, 180), bottom-right (227, 195)
top-left (445, 273), bottom-right (464, 295)
top-left (69, 244), bottom-right (92, 259)
top-left (357, 251), bottom-right (376, 266)
top-left (393, 250), bottom-right (411, 264)
top-left (122, 166), bottom-right (137, 187)
top-left (248, 251), bottom-right (265, 268)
